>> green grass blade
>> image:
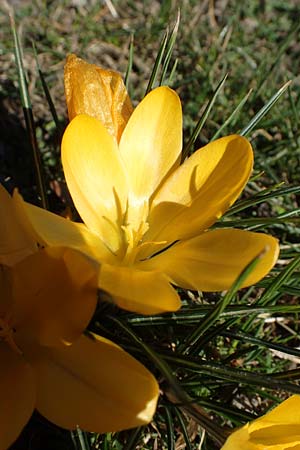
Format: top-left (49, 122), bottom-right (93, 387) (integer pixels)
top-left (182, 73), bottom-right (228, 160)
top-left (164, 405), bottom-right (175, 450)
top-left (127, 304), bottom-right (300, 326)
top-left (241, 255), bottom-right (300, 332)
top-left (179, 251), bottom-right (263, 354)
top-left (240, 81), bottom-right (292, 137)
top-left (32, 42), bottom-right (60, 131)
top-left (225, 185), bottom-right (300, 217)
top-left (70, 429), bottom-right (90, 450)
top-left (173, 407), bottom-right (193, 450)
top-left (123, 427), bottom-right (143, 450)
top-left (159, 10), bottom-right (180, 85)
top-left (222, 331), bottom-right (300, 359)
top-left (167, 57), bottom-right (178, 85)
top-left (125, 33), bottom-right (134, 91)
top-left (162, 354), bottom-right (300, 394)
top-left (211, 89), bottom-right (252, 141)
top-left (145, 28), bottom-right (169, 95)
top-left (10, 12), bottom-right (48, 209)
top-left (256, 255), bottom-right (300, 306)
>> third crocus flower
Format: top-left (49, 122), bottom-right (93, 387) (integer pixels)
top-left (221, 395), bottom-right (300, 450)
top-left (15, 54), bottom-right (279, 315)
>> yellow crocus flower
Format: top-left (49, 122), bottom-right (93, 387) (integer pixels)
top-left (222, 395), bottom-right (300, 449)
top-left (15, 55), bottom-right (279, 315)
top-left (0, 185), bottom-right (158, 450)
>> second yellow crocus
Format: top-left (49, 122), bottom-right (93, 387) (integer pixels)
top-left (0, 184), bottom-right (159, 449)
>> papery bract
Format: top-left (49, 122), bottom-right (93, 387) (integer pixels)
top-left (64, 54), bottom-right (133, 142)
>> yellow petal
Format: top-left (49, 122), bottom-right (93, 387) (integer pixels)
top-left (62, 114), bottom-right (128, 253)
top-left (248, 395), bottom-right (300, 446)
top-left (250, 424), bottom-right (300, 446)
top-left (251, 395), bottom-right (300, 426)
top-left (99, 263), bottom-right (181, 314)
top-left (0, 343), bottom-right (35, 450)
top-left (64, 54), bottom-right (133, 141)
top-left (146, 135), bottom-right (253, 243)
top-left (0, 184), bottom-right (36, 266)
top-left (119, 86), bottom-right (182, 227)
top-left (13, 190), bottom-right (112, 262)
top-left (28, 334), bottom-right (159, 432)
top-left (221, 424), bottom-right (258, 450)
top-left (0, 264), bottom-right (13, 316)
top-left (139, 229), bottom-right (279, 291)
top-left (222, 396), bottom-right (300, 449)
top-left (11, 246), bottom-right (97, 346)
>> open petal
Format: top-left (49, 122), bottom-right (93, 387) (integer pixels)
top-left (146, 135), bottom-right (253, 243)
top-left (28, 334), bottom-right (159, 432)
top-left (11, 246), bottom-right (97, 346)
top-left (249, 395), bottom-right (300, 434)
top-left (0, 184), bottom-right (36, 266)
top-left (0, 343), bottom-right (35, 450)
top-left (250, 424), bottom-right (300, 446)
top-left (119, 87), bottom-right (182, 227)
top-left (64, 54), bottom-right (133, 141)
top-left (222, 396), bottom-right (300, 449)
top-left (99, 263), bottom-right (181, 314)
top-left (221, 424), bottom-right (254, 450)
top-left (252, 395), bottom-right (300, 425)
top-left (13, 190), bottom-right (112, 263)
top-left (139, 229), bottom-right (279, 291)
top-left (62, 114), bottom-right (128, 253)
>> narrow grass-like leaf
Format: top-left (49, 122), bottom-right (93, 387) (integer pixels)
top-left (214, 209), bottom-right (300, 229)
top-left (127, 304), bottom-right (300, 326)
top-left (222, 331), bottom-right (300, 359)
top-left (211, 89), bottom-right (252, 141)
top-left (123, 427), bottom-right (143, 450)
top-left (193, 398), bottom-right (256, 422)
top-left (241, 255), bottom-right (300, 333)
top-left (32, 42), bottom-right (60, 130)
top-left (125, 33), bottom-right (134, 91)
top-left (144, 28), bottom-right (169, 95)
top-left (288, 85), bottom-right (299, 126)
top-left (255, 254), bottom-right (300, 306)
top-left (182, 73), bottom-right (228, 160)
top-left (270, 368), bottom-right (300, 381)
top-left (160, 10), bottom-right (180, 85)
top-left (225, 185), bottom-right (300, 217)
top-left (70, 428), bottom-right (90, 450)
top-left (164, 405), bottom-right (175, 450)
top-left (173, 407), bottom-right (193, 450)
top-left (167, 57), bottom-right (178, 85)
top-left (10, 12), bottom-right (48, 209)
top-left (240, 81), bottom-right (292, 137)
top-left (179, 252), bottom-right (262, 354)
top-left (161, 354), bottom-right (300, 394)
